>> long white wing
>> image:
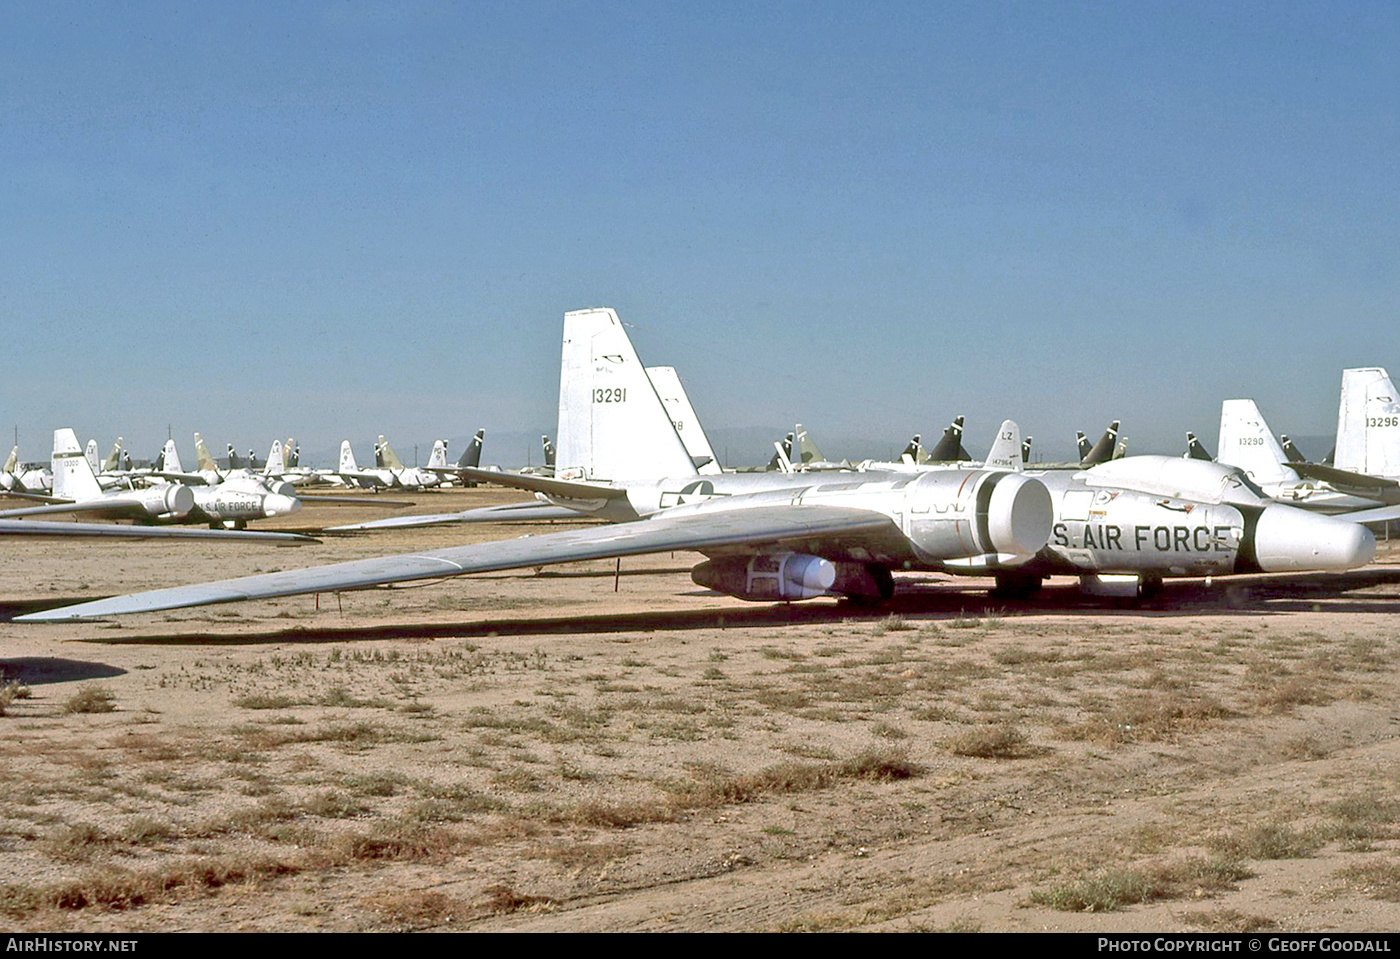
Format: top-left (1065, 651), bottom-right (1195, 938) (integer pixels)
top-left (18, 504), bottom-right (903, 621)
top-left (0, 499), bottom-right (163, 520)
top-left (326, 501), bottom-right (589, 531)
top-left (0, 519), bottom-right (313, 543)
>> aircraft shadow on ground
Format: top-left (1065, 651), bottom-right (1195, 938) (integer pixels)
top-left (38, 565), bottom-right (1399, 646)
top-left (0, 656), bottom-right (126, 686)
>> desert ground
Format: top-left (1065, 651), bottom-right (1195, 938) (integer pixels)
top-left (1, 487), bottom-right (1398, 932)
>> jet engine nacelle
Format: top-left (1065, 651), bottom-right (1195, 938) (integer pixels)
top-left (138, 483), bottom-right (194, 518)
top-left (901, 470), bottom-right (1053, 562)
top-left (691, 552), bottom-right (895, 603)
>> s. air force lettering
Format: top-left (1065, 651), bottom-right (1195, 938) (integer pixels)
top-left (1049, 490), bottom-right (1236, 568)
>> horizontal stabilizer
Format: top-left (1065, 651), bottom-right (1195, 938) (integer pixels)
top-left (454, 467), bottom-right (630, 501)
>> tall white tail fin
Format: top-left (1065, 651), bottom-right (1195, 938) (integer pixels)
top-left (194, 433), bottom-right (219, 473)
top-left (1217, 399), bottom-right (1294, 485)
top-left (162, 439), bottom-right (184, 475)
top-left (984, 420), bottom-right (1022, 471)
top-left (53, 429), bottom-right (103, 501)
top-left (426, 439), bottom-right (448, 469)
top-left (265, 440), bottom-right (286, 476)
top-left (646, 365), bottom-right (722, 474)
top-left (339, 440), bottom-right (358, 473)
top-left (556, 308), bottom-right (696, 481)
top-left (3, 446), bottom-right (16, 475)
top-left (1335, 367), bottom-right (1400, 478)
top-left (85, 440), bottom-right (99, 474)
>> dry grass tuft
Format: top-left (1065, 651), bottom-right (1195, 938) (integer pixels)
top-left (1207, 823), bottom-right (1319, 861)
top-left (1336, 861), bottom-right (1400, 902)
top-left (0, 680), bottom-right (31, 717)
top-left (479, 883), bottom-right (555, 915)
top-left (1031, 858), bottom-right (1252, 912)
top-left (62, 685), bottom-right (116, 714)
top-left (949, 724), bottom-right (1032, 759)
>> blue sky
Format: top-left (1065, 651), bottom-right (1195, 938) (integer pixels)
top-left (2, 1), bottom-right (1396, 466)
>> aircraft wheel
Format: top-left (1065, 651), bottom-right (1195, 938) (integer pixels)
top-left (991, 572), bottom-right (1042, 600)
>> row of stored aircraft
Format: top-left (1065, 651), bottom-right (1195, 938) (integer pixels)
top-left (19, 307), bottom-right (1393, 622)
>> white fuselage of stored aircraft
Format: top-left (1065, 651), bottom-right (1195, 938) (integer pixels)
top-left (1020, 456), bottom-right (1373, 581)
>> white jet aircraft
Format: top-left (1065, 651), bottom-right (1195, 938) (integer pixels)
top-left (17, 308), bottom-right (1056, 619)
top-left (0, 430), bottom-right (310, 542)
top-left (356, 309), bottom-right (1375, 602)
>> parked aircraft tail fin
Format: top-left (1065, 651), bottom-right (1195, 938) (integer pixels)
top-left (378, 436), bottom-right (406, 471)
top-left (1081, 421), bottom-right (1120, 466)
top-left (425, 439), bottom-right (448, 469)
top-left (53, 429), bottom-right (103, 502)
top-left (194, 433), bottom-right (219, 473)
top-left (929, 416), bottom-right (971, 462)
top-left (900, 434), bottom-right (926, 466)
top-left (101, 439), bottom-right (122, 473)
top-left (984, 420), bottom-right (1023, 472)
top-left (265, 440), bottom-right (286, 476)
top-left (162, 439), bottom-right (184, 475)
top-left (1336, 367), bottom-right (1400, 479)
top-left (647, 365), bottom-right (722, 474)
top-left (1021, 436), bottom-right (1033, 465)
top-left (339, 440), bottom-right (358, 473)
top-left (790, 424), bottom-right (824, 467)
top-left (3, 446), bottom-right (17, 476)
top-left (1217, 399), bottom-right (1294, 485)
top-left (1279, 435), bottom-right (1307, 463)
top-left (85, 440), bottom-right (100, 474)
top-left (768, 439), bottom-right (794, 474)
top-left (458, 429), bottom-right (485, 469)
top-left (542, 435), bottom-right (555, 468)
top-left (1185, 431), bottom-right (1213, 461)
top-left (556, 307), bottom-right (696, 482)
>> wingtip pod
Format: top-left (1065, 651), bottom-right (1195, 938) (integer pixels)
top-left (984, 472), bottom-right (1054, 556)
top-left (1247, 506), bottom-right (1375, 573)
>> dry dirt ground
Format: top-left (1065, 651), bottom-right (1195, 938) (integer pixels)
top-left (1, 488), bottom-right (1399, 932)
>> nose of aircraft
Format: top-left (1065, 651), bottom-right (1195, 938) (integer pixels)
top-left (263, 493), bottom-right (302, 517)
top-left (1250, 506), bottom-right (1376, 572)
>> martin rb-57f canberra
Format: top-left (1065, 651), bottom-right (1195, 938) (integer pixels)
top-left (15, 310), bottom-right (1379, 620)
top-left (19, 309), bottom-right (1053, 620)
